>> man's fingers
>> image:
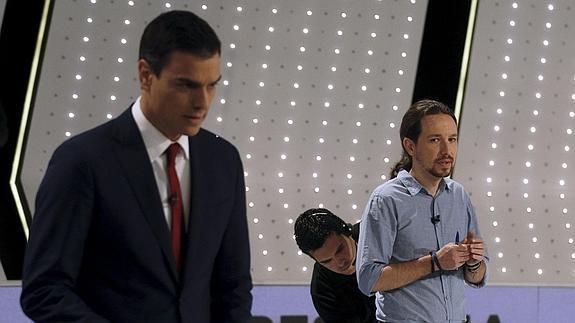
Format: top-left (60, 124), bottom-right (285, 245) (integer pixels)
top-left (464, 240), bottom-right (483, 245)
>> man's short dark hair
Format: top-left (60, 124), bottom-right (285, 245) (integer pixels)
top-left (294, 208), bottom-right (352, 255)
top-left (139, 10), bottom-right (221, 76)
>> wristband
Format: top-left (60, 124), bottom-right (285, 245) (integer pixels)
top-left (466, 261), bottom-right (481, 272)
top-left (431, 251), bottom-right (443, 271)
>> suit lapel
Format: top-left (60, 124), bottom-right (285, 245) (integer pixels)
top-left (112, 109), bottom-right (179, 281)
top-left (182, 133), bottom-right (202, 278)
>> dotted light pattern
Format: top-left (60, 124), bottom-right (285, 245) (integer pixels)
top-left (456, 0), bottom-right (575, 286)
top-left (21, 0), bottom-right (427, 284)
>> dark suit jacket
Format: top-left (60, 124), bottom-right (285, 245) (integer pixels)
top-left (21, 108), bottom-right (253, 322)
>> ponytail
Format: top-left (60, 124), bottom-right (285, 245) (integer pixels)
top-left (390, 152), bottom-right (411, 179)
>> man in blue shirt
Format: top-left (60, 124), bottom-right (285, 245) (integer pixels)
top-left (357, 99), bottom-right (487, 322)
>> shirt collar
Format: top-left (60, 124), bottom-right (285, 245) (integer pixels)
top-left (397, 169), bottom-right (452, 196)
top-left (131, 96), bottom-right (190, 161)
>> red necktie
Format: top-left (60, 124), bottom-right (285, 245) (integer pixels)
top-left (166, 143), bottom-right (184, 270)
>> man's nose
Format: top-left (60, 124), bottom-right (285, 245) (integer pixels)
top-left (335, 254), bottom-right (346, 266)
top-left (193, 88), bottom-right (210, 109)
top-left (439, 140), bottom-right (451, 155)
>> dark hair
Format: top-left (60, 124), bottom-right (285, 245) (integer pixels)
top-left (139, 10), bottom-right (221, 76)
top-left (294, 208), bottom-right (352, 255)
top-left (390, 99), bottom-right (456, 179)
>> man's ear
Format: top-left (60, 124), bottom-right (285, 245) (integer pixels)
top-left (403, 137), bottom-right (416, 157)
top-left (138, 59), bottom-right (154, 92)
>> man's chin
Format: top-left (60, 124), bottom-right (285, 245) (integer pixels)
top-left (431, 169), bottom-right (452, 178)
top-left (184, 127), bottom-right (201, 137)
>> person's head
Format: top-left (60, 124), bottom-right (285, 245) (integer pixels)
top-left (294, 208), bottom-right (357, 275)
top-left (390, 99), bottom-right (458, 181)
top-left (138, 10), bottom-right (222, 140)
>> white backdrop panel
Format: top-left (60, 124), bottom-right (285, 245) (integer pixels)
top-left (456, 0), bottom-right (575, 286)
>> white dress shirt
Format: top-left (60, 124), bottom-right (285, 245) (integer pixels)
top-left (131, 97), bottom-right (190, 230)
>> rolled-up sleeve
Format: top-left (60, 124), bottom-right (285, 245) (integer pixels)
top-left (357, 192), bottom-right (397, 296)
top-left (465, 193), bottom-right (489, 288)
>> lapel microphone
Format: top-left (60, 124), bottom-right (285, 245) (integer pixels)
top-left (431, 214), bottom-right (440, 225)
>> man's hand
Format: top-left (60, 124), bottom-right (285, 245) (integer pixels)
top-left (436, 243), bottom-right (469, 270)
top-left (461, 231), bottom-right (485, 266)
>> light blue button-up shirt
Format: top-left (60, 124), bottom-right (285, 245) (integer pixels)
top-left (357, 170), bottom-right (488, 322)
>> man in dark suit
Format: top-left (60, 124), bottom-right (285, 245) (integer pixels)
top-left (20, 10), bottom-right (252, 322)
